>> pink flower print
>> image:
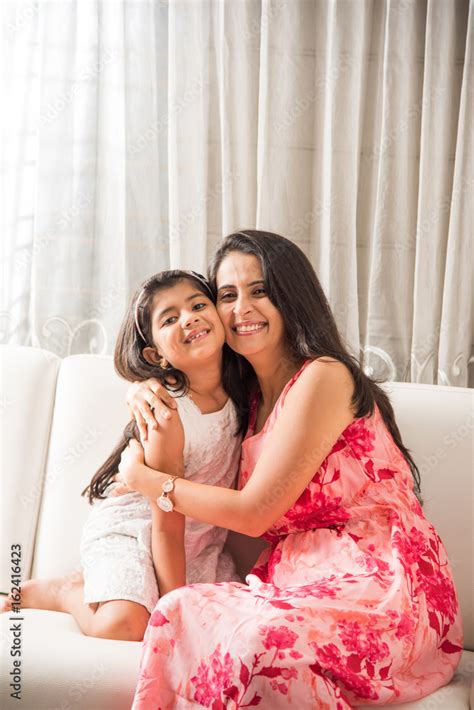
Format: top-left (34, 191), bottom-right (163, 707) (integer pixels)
top-left (343, 419), bottom-right (375, 458)
top-left (394, 612), bottom-right (416, 640)
top-left (310, 643), bottom-right (378, 701)
top-left (392, 527), bottom-right (429, 568)
top-left (416, 570), bottom-right (458, 624)
top-left (338, 620), bottom-right (390, 664)
top-left (270, 680), bottom-right (289, 695)
top-left (258, 625), bottom-right (298, 650)
top-left (191, 645), bottom-right (235, 707)
top-left (149, 610), bottom-right (170, 627)
top-left (287, 490), bottom-right (349, 530)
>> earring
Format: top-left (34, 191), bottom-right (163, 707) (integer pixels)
top-left (160, 358), bottom-right (169, 369)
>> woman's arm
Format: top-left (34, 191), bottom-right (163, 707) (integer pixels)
top-left (142, 414), bottom-right (186, 596)
top-left (120, 360), bottom-right (355, 537)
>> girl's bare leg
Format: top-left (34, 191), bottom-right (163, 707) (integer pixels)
top-left (0, 570), bottom-right (84, 613)
top-left (61, 584), bottom-right (150, 641)
top-left (1, 572), bottom-right (149, 641)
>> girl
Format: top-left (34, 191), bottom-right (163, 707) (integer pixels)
top-left (119, 231), bottom-right (462, 708)
top-left (0, 270), bottom-right (242, 641)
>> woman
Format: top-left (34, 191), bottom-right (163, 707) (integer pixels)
top-left (117, 230), bottom-right (462, 708)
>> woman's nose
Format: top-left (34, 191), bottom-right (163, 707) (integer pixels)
top-left (233, 295), bottom-right (252, 317)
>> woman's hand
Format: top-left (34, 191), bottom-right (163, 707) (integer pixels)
top-left (126, 378), bottom-right (178, 441)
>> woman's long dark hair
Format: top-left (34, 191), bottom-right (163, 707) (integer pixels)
top-left (208, 230), bottom-right (422, 502)
top-left (82, 270), bottom-right (223, 503)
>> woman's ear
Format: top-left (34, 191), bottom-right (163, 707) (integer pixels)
top-left (142, 347), bottom-right (161, 366)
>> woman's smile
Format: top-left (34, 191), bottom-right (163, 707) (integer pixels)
top-left (232, 321), bottom-right (268, 336)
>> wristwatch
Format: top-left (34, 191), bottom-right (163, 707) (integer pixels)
top-left (157, 476), bottom-right (178, 512)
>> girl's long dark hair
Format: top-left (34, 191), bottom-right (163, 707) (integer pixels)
top-left (82, 270), bottom-right (224, 503)
top-left (208, 230), bottom-right (422, 502)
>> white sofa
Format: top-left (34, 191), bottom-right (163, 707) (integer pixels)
top-left (0, 345), bottom-right (472, 710)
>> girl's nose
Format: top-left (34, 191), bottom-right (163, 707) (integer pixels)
top-left (183, 312), bottom-right (200, 328)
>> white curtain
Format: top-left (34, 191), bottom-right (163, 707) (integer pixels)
top-left (1, 0), bottom-right (472, 386)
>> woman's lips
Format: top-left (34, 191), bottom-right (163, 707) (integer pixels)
top-left (232, 322), bottom-right (267, 336)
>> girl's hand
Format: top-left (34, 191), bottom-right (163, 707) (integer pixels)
top-left (126, 378), bottom-right (178, 441)
top-left (111, 439), bottom-right (148, 496)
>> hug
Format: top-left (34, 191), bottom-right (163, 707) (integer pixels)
top-left (2, 230), bottom-right (463, 709)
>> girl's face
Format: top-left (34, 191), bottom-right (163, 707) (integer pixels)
top-left (145, 280), bottom-right (225, 371)
top-left (215, 251), bottom-right (286, 359)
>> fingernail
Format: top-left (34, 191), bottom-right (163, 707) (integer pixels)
top-left (164, 412), bottom-right (170, 419)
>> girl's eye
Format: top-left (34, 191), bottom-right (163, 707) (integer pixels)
top-left (193, 302), bottom-right (206, 311)
top-left (162, 316), bottom-right (178, 326)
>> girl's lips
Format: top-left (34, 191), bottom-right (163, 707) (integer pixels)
top-left (184, 329), bottom-right (210, 344)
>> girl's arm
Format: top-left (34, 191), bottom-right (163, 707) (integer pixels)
top-left (120, 360), bottom-right (355, 537)
top-left (142, 413), bottom-right (186, 596)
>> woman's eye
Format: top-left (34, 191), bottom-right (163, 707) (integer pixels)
top-left (219, 292), bottom-right (236, 301)
top-left (253, 288), bottom-right (266, 296)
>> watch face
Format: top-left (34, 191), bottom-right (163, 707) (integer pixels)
top-left (163, 479), bottom-right (174, 493)
top-left (158, 496), bottom-right (173, 512)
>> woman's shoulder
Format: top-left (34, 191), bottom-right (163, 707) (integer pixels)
top-left (293, 357), bottom-right (354, 394)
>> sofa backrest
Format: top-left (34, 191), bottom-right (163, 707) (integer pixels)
top-left (1, 346), bottom-right (60, 592)
top-left (1, 346), bottom-right (472, 649)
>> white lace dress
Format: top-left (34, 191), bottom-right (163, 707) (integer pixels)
top-left (80, 394), bottom-right (242, 613)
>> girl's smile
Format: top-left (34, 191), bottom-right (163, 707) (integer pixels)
top-left (146, 280), bottom-right (225, 369)
top-left (184, 327), bottom-right (211, 344)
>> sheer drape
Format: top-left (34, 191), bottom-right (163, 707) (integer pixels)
top-left (1, 0), bottom-right (472, 386)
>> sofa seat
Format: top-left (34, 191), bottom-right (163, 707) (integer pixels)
top-left (1, 610), bottom-right (472, 709)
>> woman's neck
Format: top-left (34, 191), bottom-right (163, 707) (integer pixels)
top-left (249, 350), bottom-right (304, 409)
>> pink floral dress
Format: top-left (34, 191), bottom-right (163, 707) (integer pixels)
top-left (132, 361), bottom-right (463, 709)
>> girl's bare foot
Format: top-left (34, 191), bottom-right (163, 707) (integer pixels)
top-left (0, 594), bottom-right (12, 613)
top-left (0, 571), bottom-right (84, 613)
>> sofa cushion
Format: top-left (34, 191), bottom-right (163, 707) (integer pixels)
top-left (0, 346), bottom-right (60, 591)
top-left (0, 609), bottom-right (142, 709)
top-left (385, 382), bottom-right (474, 651)
top-left (32, 355), bottom-right (130, 579)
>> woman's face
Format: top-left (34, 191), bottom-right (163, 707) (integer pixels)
top-left (147, 280), bottom-right (225, 371)
top-left (215, 251), bottom-right (286, 359)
